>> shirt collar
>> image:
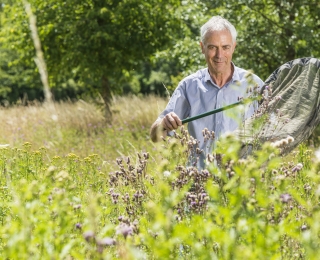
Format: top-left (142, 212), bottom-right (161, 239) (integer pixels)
top-left (205, 62), bottom-right (240, 86)
top-left (231, 63), bottom-right (241, 82)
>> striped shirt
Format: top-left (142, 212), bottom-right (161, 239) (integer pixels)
top-left (158, 64), bottom-right (264, 168)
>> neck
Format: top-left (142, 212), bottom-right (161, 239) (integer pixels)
top-left (209, 65), bottom-right (234, 88)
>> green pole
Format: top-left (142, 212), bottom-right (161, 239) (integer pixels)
top-left (181, 101), bottom-right (244, 124)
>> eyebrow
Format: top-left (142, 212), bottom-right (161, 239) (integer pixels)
top-left (207, 44), bottom-right (231, 48)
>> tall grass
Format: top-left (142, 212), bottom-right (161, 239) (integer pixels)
top-left (0, 95), bottom-right (167, 167)
top-left (1, 96), bottom-right (320, 259)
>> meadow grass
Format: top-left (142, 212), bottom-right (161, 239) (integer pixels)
top-left (0, 95), bottom-right (320, 259)
top-left (0, 95), bottom-right (167, 168)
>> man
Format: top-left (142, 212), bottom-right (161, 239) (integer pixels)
top-left (150, 16), bottom-right (264, 168)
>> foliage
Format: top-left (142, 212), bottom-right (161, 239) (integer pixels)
top-left (0, 97), bottom-right (320, 258)
top-left (0, 0), bottom-right (181, 113)
top-left (0, 0), bottom-right (319, 102)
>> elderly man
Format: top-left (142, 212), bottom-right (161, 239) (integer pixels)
top-left (150, 16), bottom-right (264, 168)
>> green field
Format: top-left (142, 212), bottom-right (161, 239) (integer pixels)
top-left (0, 96), bottom-right (319, 259)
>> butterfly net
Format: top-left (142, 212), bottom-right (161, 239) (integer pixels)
top-left (235, 57), bottom-right (320, 157)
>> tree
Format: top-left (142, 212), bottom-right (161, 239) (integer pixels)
top-left (0, 0), bottom-right (181, 119)
top-left (202, 0), bottom-right (320, 80)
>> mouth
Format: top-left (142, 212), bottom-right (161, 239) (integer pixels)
top-left (214, 60), bottom-right (224, 65)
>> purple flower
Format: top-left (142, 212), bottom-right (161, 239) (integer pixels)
top-left (75, 223), bottom-right (82, 230)
top-left (116, 224), bottom-right (133, 238)
top-left (280, 193), bottom-right (292, 203)
top-left (301, 225), bottom-right (308, 231)
top-left (83, 231), bottom-right (95, 242)
top-left (97, 237), bottom-right (116, 246)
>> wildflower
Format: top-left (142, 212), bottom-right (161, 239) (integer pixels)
top-left (296, 163), bottom-right (303, 170)
top-left (292, 163), bottom-right (303, 172)
top-left (75, 223), bottom-right (82, 230)
top-left (97, 237), bottom-right (116, 246)
top-left (73, 204), bottom-right (82, 210)
top-left (315, 149), bottom-right (320, 161)
top-left (116, 158), bottom-right (123, 165)
top-left (163, 171), bottom-right (171, 177)
top-left (280, 193), bottom-right (292, 203)
top-left (281, 139), bottom-right (288, 146)
top-left (301, 225), bottom-right (308, 231)
top-left (116, 223), bottom-right (133, 238)
top-left (206, 154), bottom-right (214, 163)
top-left (143, 152), bottom-right (149, 159)
top-left (83, 231), bottom-right (95, 242)
top-left (304, 184), bottom-right (311, 191)
top-left (286, 135), bottom-right (294, 143)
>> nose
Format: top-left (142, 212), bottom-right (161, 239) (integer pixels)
top-left (215, 48), bottom-right (222, 58)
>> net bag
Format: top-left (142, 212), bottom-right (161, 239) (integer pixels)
top-left (235, 57), bottom-right (320, 157)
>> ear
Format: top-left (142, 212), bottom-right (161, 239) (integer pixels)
top-left (200, 41), bottom-right (205, 54)
top-left (233, 42), bottom-right (237, 52)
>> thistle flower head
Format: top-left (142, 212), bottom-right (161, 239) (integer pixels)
top-left (280, 193), bottom-right (292, 203)
top-left (116, 223), bottom-right (133, 238)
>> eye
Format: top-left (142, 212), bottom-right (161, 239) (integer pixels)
top-left (223, 46), bottom-right (231, 50)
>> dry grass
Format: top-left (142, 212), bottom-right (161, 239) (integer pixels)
top-left (0, 100), bottom-right (104, 144)
top-left (0, 95), bottom-right (168, 159)
top-left (111, 94), bottom-right (167, 127)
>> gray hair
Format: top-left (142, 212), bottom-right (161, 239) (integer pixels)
top-left (200, 16), bottom-right (237, 44)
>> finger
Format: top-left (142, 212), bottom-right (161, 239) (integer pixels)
top-left (171, 113), bottom-right (182, 126)
top-left (162, 117), bottom-right (175, 131)
top-left (162, 115), bottom-right (175, 130)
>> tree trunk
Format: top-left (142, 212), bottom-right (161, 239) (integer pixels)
top-left (101, 76), bottom-right (113, 122)
top-left (25, 1), bottom-right (53, 104)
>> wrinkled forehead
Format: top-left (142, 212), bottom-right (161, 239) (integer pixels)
top-left (202, 29), bottom-right (234, 45)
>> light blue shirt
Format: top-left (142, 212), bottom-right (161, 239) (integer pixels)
top-left (158, 64), bottom-right (264, 168)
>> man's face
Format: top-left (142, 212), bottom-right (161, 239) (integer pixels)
top-left (200, 29), bottom-right (236, 75)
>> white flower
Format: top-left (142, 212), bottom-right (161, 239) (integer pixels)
top-left (296, 163), bottom-right (303, 170)
top-left (163, 171), bottom-right (171, 177)
top-left (315, 149), bottom-right (320, 161)
top-left (286, 135), bottom-right (294, 143)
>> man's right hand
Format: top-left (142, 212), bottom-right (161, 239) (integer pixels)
top-left (161, 112), bottom-right (182, 131)
top-left (150, 112), bottom-right (182, 142)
